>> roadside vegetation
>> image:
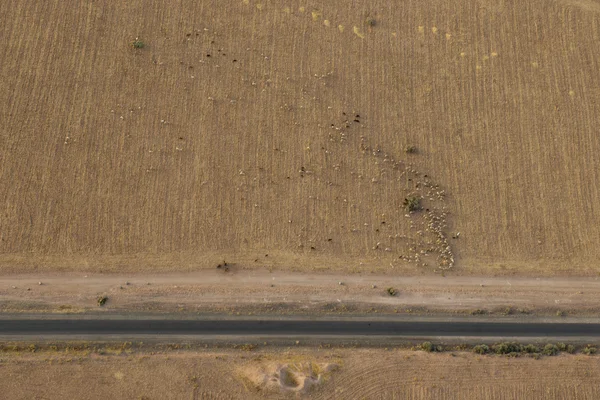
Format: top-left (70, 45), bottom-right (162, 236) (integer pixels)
top-left (472, 342), bottom-right (579, 357)
top-left (97, 296), bottom-right (108, 306)
top-left (411, 341), bottom-right (594, 357)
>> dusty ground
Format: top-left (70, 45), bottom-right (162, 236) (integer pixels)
top-left (2, 270), bottom-right (600, 315)
top-left (3, 2), bottom-right (600, 397)
top-left (1, 348), bottom-right (599, 399)
top-left (1, 0), bottom-right (600, 275)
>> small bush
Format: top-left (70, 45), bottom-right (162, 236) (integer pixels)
top-left (473, 344), bottom-right (490, 354)
top-left (420, 341), bottom-right (433, 352)
top-left (132, 39), bottom-right (145, 49)
top-left (97, 296), bottom-right (108, 306)
top-left (386, 287), bottom-right (398, 296)
top-left (557, 342), bottom-right (568, 351)
top-left (582, 345), bottom-right (597, 355)
top-left (366, 17), bottom-right (377, 27)
top-left (566, 344), bottom-right (576, 354)
top-left (405, 145), bottom-right (417, 154)
top-left (493, 342), bottom-right (522, 355)
top-left (543, 344), bottom-right (559, 356)
top-left (502, 307), bottom-right (514, 315)
top-left (470, 309), bottom-right (487, 315)
top-left (419, 342), bottom-right (441, 352)
top-left (522, 344), bottom-right (540, 354)
top-left (403, 196), bottom-right (422, 212)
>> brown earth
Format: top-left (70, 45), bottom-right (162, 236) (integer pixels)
top-left (1, 0), bottom-right (600, 275)
top-left (1, 349), bottom-right (600, 399)
top-left (2, 270), bottom-right (600, 315)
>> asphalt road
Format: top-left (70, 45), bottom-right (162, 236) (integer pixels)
top-left (2, 319), bottom-right (600, 337)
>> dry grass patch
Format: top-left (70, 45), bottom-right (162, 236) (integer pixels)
top-left (1, 349), bottom-right (600, 399)
top-left (1, 0), bottom-right (599, 275)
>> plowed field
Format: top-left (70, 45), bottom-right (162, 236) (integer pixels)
top-left (2, 349), bottom-right (600, 399)
top-left (1, 0), bottom-right (599, 274)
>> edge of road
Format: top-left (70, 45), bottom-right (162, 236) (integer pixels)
top-left (1, 312), bottom-right (600, 324)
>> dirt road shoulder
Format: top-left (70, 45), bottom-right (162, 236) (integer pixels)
top-left (1, 269), bottom-right (599, 316)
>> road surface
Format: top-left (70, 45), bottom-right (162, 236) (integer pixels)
top-left (2, 319), bottom-right (600, 338)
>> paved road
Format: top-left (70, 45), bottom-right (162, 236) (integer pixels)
top-left (2, 319), bottom-right (600, 337)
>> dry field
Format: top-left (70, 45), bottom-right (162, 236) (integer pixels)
top-left (1, 348), bottom-right (600, 399)
top-left (1, 0), bottom-right (600, 275)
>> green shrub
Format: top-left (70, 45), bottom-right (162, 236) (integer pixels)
top-left (473, 344), bottom-right (490, 354)
top-left (420, 342), bottom-right (434, 352)
top-left (132, 39), bottom-right (145, 49)
top-left (386, 287), bottom-right (398, 296)
top-left (405, 145), bottom-right (417, 154)
top-left (566, 344), bottom-right (576, 354)
top-left (419, 342), bottom-right (441, 352)
top-left (366, 17), bottom-right (377, 27)
top-left (403, 196), bottom-right (421, 212)
top-left (97, 296), bottom-right (108, 306)
top-left (557, 342), bottom-right (568, 351)
top-left (493, 342), bottom-right (522, 355)
top-left (582, 345), bottom-right (597, 355)
top-left (543, 344), bottom-right (559, 356)
top-left (522, 344), bottom-right (540, 354)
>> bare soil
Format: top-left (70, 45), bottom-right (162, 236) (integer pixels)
top-left (1, 0), bottom-right (600, 275)
top-left (2, 270), bottom-right (600, 315)
top-left (1, 349), bottom-right (599, 399)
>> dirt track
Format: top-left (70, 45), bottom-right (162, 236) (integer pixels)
top-left (2, 270), bottom-right (600, 315)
